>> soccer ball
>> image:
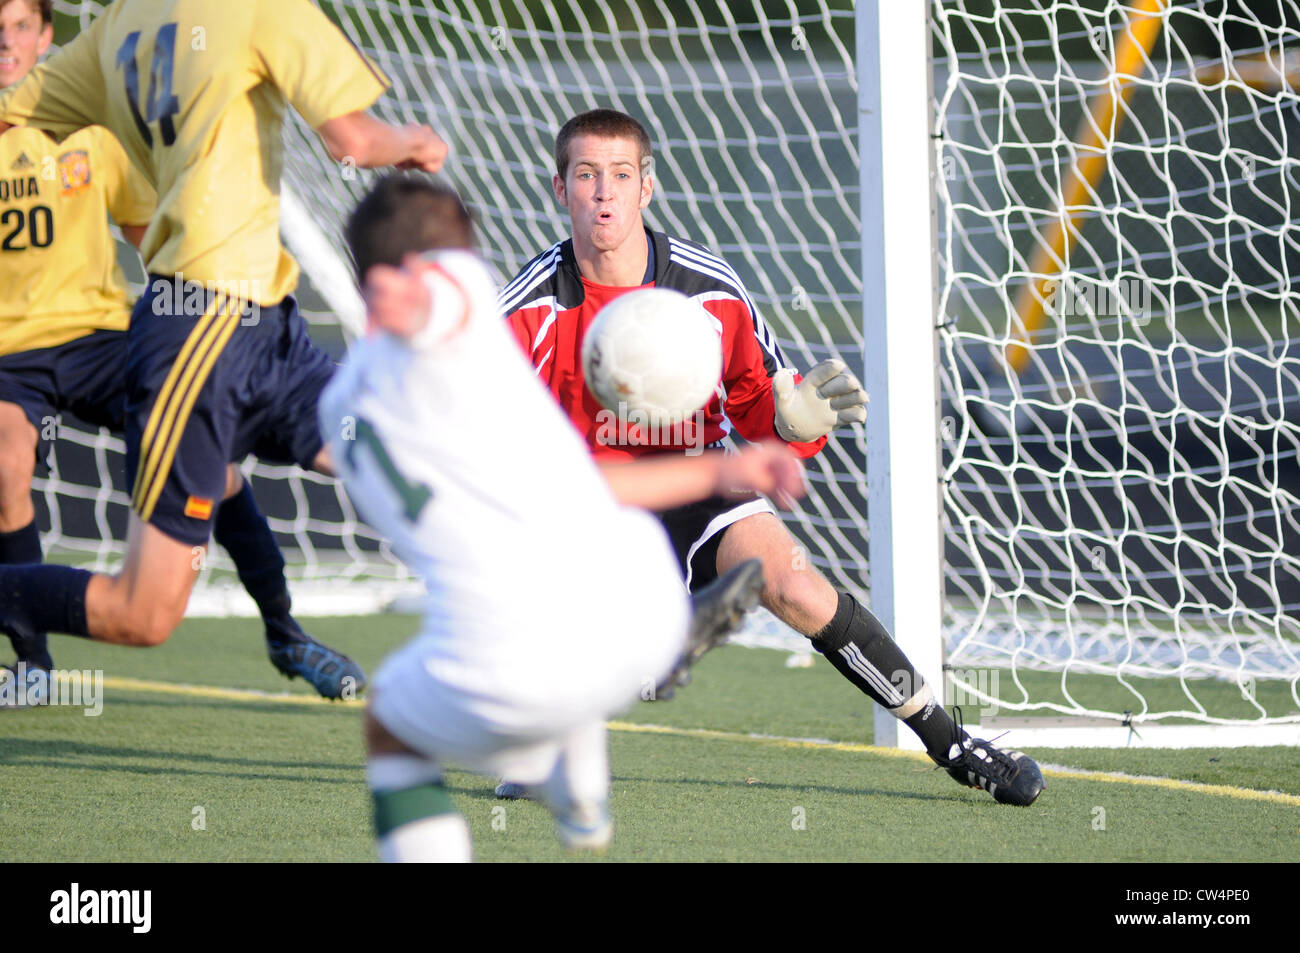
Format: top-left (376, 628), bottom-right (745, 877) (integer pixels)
top-left (582, 288), bottom-right (723, 425)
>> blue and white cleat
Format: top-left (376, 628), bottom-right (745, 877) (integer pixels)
top-left (266, 618), bottom-right (366, 700)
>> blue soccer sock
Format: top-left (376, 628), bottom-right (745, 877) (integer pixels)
top-left (0, 522), bottom-right (54, 670)
top-left (212, 481), bottom-right (293, 627)
top-left (0, 564), bottom-right (91, 663)
top-left (0, 521), bottom-right (43, 565)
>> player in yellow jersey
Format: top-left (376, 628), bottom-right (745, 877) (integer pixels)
top-left (0, 0), bottom-right (446, 655)
top-left (0, 0), bottom-right (366, 702)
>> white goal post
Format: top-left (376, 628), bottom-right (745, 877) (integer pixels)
top-left (858, 0), bottom-right (945, 749)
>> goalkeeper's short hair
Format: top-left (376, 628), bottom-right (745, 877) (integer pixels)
top-left (554, 109), bottom-right (652, 179)
top-left (2, 0), bottom-right (52, 25)
top-left (345, 174), bottom-right (476, 282)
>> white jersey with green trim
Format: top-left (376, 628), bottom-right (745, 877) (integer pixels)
top-left (321, 250), bottom-right (687, 722)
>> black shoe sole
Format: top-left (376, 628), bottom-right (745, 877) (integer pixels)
top-left (686, 558), bottom-right (764, 660)
top-left (655, 558), bottom-right (764, 698)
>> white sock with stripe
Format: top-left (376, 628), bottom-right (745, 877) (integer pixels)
top-left (370, 754), bottom-right (472, 863)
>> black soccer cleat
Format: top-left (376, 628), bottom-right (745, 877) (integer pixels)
top-left (932, 731), bottom-right (1045, 807)
top-left (266, 616), bottom-right (366, 701)
top-left (654, 558), bottom-right (764, 700)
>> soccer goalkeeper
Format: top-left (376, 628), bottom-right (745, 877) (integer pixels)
top-left (499, 108), bottom-right (1044, 806)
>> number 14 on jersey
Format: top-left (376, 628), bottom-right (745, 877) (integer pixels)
top-left (115, 23), bottom-right (180, 147)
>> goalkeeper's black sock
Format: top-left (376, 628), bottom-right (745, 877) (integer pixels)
top-left (0, 565), bottom-right (90, 662)
top-left (0, 521), bottom-right (54, 670)
top-left (811, 590), bottom-right (960, 758)
top-left (213, 481), bottom-right (295, 634)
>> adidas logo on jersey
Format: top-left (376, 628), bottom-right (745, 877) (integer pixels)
top-left (10, 152), bottom-right (34, 172)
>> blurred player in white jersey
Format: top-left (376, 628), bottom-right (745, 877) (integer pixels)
top-left (326, 175), bottom-right (803, 860)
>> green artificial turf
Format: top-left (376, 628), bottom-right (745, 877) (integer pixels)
top-left (2, 616), bottom-right (1296, 861)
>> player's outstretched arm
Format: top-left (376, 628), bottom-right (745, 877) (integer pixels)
top-left (318, 111), bottom-right (447, 173)
top-left (253, 0), bottom-right (445, 173)
top-left (598, 443), bottom-right (805, 511)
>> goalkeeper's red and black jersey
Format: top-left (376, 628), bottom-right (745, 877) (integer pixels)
top-left (499, 228), bottom-right (827, 462)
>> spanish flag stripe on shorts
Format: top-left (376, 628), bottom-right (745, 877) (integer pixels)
top-left (132, 296), bottom-right (241, 520)
top-left (140, 310), bottom-right (242, 519)
top-left (132, 294), bottom-right (224, 507)
top-left (135, 302), bottom-right (242, 520)
top-left (132, 294), bottom-right (224, 512)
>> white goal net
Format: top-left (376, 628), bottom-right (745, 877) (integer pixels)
top-left (934, 0), bottom-right (1300, 741)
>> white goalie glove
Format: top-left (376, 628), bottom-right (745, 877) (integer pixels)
top-left (772, 358), bottom-right (868, 443)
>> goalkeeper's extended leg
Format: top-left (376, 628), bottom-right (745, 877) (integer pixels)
top-left (715, 512), bottom-right (1044, 806)
top-left (213, 471), bottom-right (365, 700)
top-left (810, 588), bottom-right (1044, 805)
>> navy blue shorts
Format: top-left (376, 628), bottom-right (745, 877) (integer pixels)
top-left (125, 276), bottom-right (336, 546)
top-left (0, 329), bottom-right (129, 466)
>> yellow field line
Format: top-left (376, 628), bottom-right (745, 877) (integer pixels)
top-left (103, 675), bottom-right (364, 707)
top-left (1034, 763), bottom-right (1300, 808)
top-left (610, 721), bottom-right (1300, 807)
top-left (607, 720), bottom-right (922, 759)
top-left (100, 676), bottom-right (1300, 807)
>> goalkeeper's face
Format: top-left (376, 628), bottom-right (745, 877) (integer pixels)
top-left (554, 134), bottom-right (653, 256)
top-left (0, 0), bottom-right (51, 90)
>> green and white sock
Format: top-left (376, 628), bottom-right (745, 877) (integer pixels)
top-left (369, 755), bottom-right (471, 863)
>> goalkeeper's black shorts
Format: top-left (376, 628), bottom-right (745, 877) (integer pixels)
top-left (654, 491), bottom-right (773, 592)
